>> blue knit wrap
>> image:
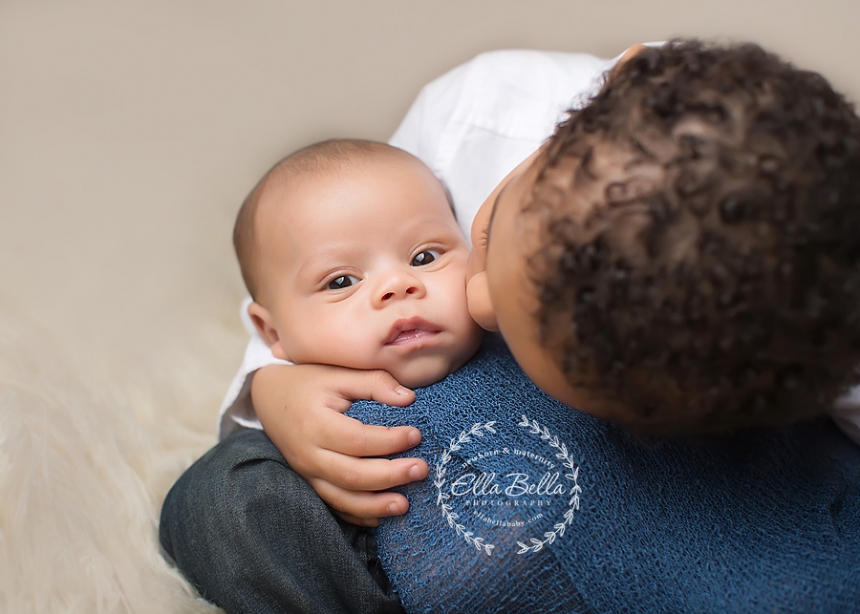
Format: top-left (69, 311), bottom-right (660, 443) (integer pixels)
top-left (348, 335), bottom-right (860, 614)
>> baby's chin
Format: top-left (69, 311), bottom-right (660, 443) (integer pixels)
top-left (393, 364), bottom-right (457, 389)
top-left (392, 346), bottom-right (481, 389)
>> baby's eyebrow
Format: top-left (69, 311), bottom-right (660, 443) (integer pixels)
top-left (295, 248), bottom-right (355, 281)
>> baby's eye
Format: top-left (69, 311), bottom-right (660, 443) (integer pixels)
top-left (327, 275), bottom-right (360, 290)
top-left (411, 250), bottom-right (441, 267)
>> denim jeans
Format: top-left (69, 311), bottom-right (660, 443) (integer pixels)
top-left (159, 429), bottom-right (405, 614)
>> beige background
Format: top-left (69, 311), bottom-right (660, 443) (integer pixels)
top-left (2, 1), bottom-right (860, 611)
top-left (3, 0), bottom-right (860, 396)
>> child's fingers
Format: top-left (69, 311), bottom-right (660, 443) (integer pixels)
top-left (318, 412), bottom-right (423, 457)
top-left (331, 368), bottom-right (416, 408)
top-left (314, 450), bottom-right (428, 492)
top-left (310, 478), bottom-right (412, 523)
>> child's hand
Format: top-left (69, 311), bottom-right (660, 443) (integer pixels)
top-left (251, 363), bottom-right (428, 527)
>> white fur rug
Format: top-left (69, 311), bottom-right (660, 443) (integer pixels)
top-left (0, 306), bottom-right (238, 613)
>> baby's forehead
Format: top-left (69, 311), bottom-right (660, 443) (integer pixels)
top-left (271, 141), bottom-right (422, 185)
top-left (254, 149), bottom-right (452, 245)
top-left (258, 149), bottom-right (434, 215)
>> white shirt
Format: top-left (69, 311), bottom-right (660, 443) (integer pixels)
top-left (219, 48), bottom-right (860, 445)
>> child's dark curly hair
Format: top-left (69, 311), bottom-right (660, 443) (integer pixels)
top-left (528, 40), bottom-right (860, 434)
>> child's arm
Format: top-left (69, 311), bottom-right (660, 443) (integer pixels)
top-left (251, 363), bottom-right (429, 526)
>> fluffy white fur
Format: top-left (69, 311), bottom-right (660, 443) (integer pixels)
top-left (0, 310), bottom-right (238, 613)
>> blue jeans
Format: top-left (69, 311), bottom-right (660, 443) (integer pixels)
top-left (159, 429), bottom-right (405, 614)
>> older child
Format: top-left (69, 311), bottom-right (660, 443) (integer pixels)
top-left (352, 40), bottom-right (860, 611)
top-left (162, 41), bottom-right (860, 613)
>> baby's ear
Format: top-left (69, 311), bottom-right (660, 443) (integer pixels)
top-left (466, 271), bottom-right (499, 332)
top-left (247, 301), bottom-right (292, 361)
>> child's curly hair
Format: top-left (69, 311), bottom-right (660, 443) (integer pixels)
top-left (528, 40), bottom-right (860, 434)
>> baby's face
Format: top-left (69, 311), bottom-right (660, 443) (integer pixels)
top-left (251, 154), bottom-right (483, 388)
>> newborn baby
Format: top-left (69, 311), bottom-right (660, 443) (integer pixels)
top-left (236, 138), bottom-right (483, 388)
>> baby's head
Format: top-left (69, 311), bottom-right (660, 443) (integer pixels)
top-left (235, 139), bottom-right (482, 388)
top-left (469, 40), bottom-right (860, 434)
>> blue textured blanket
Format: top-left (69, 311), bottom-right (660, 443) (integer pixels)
top-left (348, 335), bottom-right (860, 614)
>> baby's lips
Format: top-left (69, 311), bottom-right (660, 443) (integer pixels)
top-left (385, 316), bottom-right (441, 345)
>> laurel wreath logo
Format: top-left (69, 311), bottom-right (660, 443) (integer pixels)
top-left (434, 421), bottom-right (497, 556)
top-left (434, 415), bottom-right (582, 557)
top-left (514, 415), bottom-right (581, 555)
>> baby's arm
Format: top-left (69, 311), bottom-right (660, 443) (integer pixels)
top-left (251, 363), bottom-right (429, 526)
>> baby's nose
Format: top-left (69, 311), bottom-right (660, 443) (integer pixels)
top-left (375, 271), bottom-right (425, 305)
top-left (381, 286), bottom-right (418, 301)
